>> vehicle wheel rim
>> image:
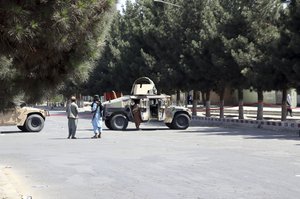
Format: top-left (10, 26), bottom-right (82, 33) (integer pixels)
top-left (177, 116), bottom-right (188, 127)
top-left (115, 117), bottom-right (125, 127)
top-left (31, 118), bottom-right (41, 127)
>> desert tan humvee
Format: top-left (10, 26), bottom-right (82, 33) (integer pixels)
top-left (102, 77), bottom-right (192, 130)
top-left (0, 103), bottom-right (49, 132)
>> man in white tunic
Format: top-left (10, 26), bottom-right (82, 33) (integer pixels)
top-left (287, 93), bottom-right (293, 117)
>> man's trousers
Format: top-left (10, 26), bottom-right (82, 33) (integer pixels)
top-left (68, 118), bottom-right (78, 138)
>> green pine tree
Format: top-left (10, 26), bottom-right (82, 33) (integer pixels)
top-left (0, 0), bottom-right (115, 110)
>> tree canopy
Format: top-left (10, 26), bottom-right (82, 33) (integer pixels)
top-left (4, 0), bottom-right (299, 121)
top-left (87, 0), bottom-right (296, 96)
top-left (0, 0), bottom-right (115, 109)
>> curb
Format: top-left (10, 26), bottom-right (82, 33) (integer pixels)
top-left (192, 116), bottom-right (300, 132)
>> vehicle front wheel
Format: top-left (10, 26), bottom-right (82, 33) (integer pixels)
top-left (17, 125), bottom-right (28, 132)
top-left (105, 119), bottom-right (112, 130)
top-left (110, 114), bottom-right (128, 130)
top-left (171, 113), bottom-right (190, 129)
top-left (25, 114), bottom-right (45, 132)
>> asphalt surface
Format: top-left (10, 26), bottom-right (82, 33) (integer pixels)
top-left (1, 111), bottom-right (300, 199)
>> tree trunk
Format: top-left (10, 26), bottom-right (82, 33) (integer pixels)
top-left (205, 91), bottom-right (211, 117)
top-left (192, 90), bottom-right (198, 116)
top-left (219, 88), bottom-right (225, 119)
top-left (281, 88), bottom-right (287, 121)
top-left (76, 93), bottom-right (81, 107)
top-left (185, 91), bottom-right (189, 107)
top-left (238, 88), bottom-right (244, 119)
top-left (176, 90), bottom-right (180, 106)
top-left (201, 91), bottom-right (206, 106)
top-left (256, 89), bottom-right (264, 120)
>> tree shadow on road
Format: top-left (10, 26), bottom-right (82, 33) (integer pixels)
top-left (181, 127), bottom-right (227, 134)
top-left (182, 125), bottom-right (300, 141)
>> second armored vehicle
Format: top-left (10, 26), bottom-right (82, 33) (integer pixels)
top-left (0, 102), bottom-right (49, 132)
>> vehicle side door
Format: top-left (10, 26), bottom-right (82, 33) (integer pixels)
top-left (157, 99), bottom-right (165, 121)
top-left (140, 98), bottom-right (150, 121)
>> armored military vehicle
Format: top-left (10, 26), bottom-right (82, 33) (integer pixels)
top-left (102, 77), bottom-right (191, 130)
top-left (0, 102), bottom-right (49, 132)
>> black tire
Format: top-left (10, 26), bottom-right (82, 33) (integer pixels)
top-left (165, 123), bottom-right (173, 129)
top-left (17, 125), bottom-right (28, 132)
top-left (25, 114), bottom-right (45, 132)
top-left (105, 119), bottom-right (112, 130)
top-left (171, 113), bottom-right (190, 129)
top-left (110, 114), bottom-right (128, 130)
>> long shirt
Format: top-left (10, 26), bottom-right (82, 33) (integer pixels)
top-left (67, 102), bottom-right (79, 119)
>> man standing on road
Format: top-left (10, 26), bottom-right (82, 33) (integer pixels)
top-left (287, 93), bottom-right (293, 117)
top-left (131, 100), bottom-right (142, 130)
top-left (66, 96), bottom-right (79, 139)
top-left (91, 95), bottom-right (103, 139)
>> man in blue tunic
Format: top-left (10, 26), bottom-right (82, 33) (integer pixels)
top-left (91, 95), bottom-right (103, 138)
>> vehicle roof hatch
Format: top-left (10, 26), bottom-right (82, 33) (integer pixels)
top-left (130, 77), bottom-right (157, 95)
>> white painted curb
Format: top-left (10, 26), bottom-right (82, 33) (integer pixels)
top-left (192, 116), bottom-right (300, 132)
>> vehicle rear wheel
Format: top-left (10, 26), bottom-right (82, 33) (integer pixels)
top-left (25, 114), bottom-right (44, 132)
top-left (105, 119), bottom-right (112, 130)
top-left (17, 125), bottom-right (28, 132)
top-left (110, 114), bottom-right (128, 130)
top-left (171, 113), bottom-right (190, 129)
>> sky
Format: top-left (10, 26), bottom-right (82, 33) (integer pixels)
top-left (116, 0), bottom-right (136, 11)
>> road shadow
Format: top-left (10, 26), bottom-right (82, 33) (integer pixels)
top-left (77, 128), bottom-right (93, 131)
top-left (94, 128), bottom-right (171, 132)
top-left (144, 121), bottom-right (229, 133)
top-left (184, 125), bottom-right (300, 141)
top-left (123, 127), bottom-right (171, 131)
top-left (180, 127), bottom-right (226, 134)
top-left (0, 130), bottom-right (37, 134)
top-left (49, 137), bottom-right (96, 140)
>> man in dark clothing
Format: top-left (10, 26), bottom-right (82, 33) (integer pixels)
top-left (132, 101), bottom-right (142, 130)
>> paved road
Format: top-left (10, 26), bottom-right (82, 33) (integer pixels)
top-left (1, 112), bottom-right (300, 199)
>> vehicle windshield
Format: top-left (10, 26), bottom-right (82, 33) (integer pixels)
top-left (7, 101), bottom-right (27, 108)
